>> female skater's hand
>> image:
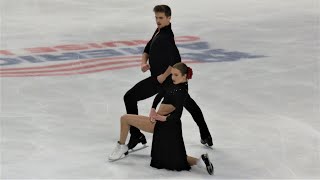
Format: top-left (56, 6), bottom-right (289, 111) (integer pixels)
top-left (151, 114), bottom-right (167, 122)
top-left (149, 108), bottom-right (157, 118)
top-left (150, 118), bottom-right (156, 123)
top-left (149, 108), bottom-right (157, 123)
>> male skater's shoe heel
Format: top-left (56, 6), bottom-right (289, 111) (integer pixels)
top-left (128, 134), bottom-right (147, 149)
top-left (201, 135), bottom-right (213, 147)
top-left (141, 135), bottom-right (147, 145)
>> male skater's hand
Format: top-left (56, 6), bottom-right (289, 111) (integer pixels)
top-left (157, 74), bottom-right (165, 84)
top-left (141, 63), bottom-right (150, 72)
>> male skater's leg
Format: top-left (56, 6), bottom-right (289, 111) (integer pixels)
top-left (123, 76), bottom-right (159, 149)
top-left (184, 95), bottom-right (213, 146)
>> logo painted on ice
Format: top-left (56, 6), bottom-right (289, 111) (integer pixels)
top-left (0, 36), bottom-right (265, 77)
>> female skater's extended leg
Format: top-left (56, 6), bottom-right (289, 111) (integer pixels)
top-left (109, 114), bottom-right (155, 161)
top-left (119, 114), bottom-right (155, 144)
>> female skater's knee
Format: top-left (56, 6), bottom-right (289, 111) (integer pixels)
top-left (120, 114), bottom-right (129, 123)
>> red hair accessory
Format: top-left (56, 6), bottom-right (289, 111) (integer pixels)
top-left (186, 67), bottom-right (193, 79)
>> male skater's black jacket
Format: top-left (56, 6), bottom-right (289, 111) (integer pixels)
top-left (143, 23), bottom-right (181, 77)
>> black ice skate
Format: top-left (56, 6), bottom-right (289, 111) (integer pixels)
top-left (201, 153), bottom-right (214, 175)
top-left (127, 133), bottom-right (147, 150)
top-left (201, 135), bottom-right (213, 147)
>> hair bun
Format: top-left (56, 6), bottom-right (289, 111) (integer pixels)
top-left (186, 67), bottom-right (193, 79)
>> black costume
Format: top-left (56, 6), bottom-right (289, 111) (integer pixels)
top-left (150, 82), bottom-right (191, 171)
top-left (124, 23), bottom-right (211, 148)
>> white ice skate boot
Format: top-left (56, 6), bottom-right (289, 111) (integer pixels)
top-left (108, 141), bottom-right (129, 161)
top-left (197, 153), bottom-right (214, 175)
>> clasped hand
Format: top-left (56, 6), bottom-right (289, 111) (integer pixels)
top-left (149, 108), bottom-right (167, 122)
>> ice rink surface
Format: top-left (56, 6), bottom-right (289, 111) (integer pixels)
top-left (0, 0), bottom-right (319, 179)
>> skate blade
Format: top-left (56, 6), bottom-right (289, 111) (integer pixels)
top-left (108, 145), bottom-right (148, 162)
top-left (128, 145), bottom-right (149, 153)
top-left (203, 144), bottom-right (214, 149)
top-left (108, 153), bottom-right (128, 162)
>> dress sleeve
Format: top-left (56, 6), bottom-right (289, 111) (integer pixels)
top-left (165, 89), bottom-right (187, 122)
top-left (152, 88), bottom-right (165, 109)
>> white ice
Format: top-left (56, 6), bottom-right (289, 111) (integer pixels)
top-left (0, 0), bottom-right (319, 179)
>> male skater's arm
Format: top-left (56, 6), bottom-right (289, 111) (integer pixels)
top-left (157, 66), bottom-right (172, 84)
top-left (157, 38), bottom-right (178, 83)
top-left (141, 39), bottom-right (152, 72)
top-left (141, 53), bottom-right (150, 72)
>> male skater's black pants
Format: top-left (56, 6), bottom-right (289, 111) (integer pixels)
top-left (123, 76), bottom-right (211, 139)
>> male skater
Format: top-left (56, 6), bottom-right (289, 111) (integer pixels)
top-left (123, 5), bottom-right (213, 149)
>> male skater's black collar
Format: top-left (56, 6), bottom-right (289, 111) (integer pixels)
top-left (159, 23), bottom-right (172, 31)
top-left (152, 23), bottom-right (173, 38)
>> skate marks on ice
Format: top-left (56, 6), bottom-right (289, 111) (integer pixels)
top-left (108, 145), bottom-right (149, 162)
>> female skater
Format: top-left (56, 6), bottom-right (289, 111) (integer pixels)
top-left (109, 62), bottom-right (213, 175)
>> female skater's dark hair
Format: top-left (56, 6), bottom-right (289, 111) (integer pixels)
top-left (173, 62), bottom-right (193, 79)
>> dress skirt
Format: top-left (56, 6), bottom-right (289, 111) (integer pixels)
top-left (150, 119), bottom-right (191, 171)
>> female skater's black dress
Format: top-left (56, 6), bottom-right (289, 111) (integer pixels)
top-left (150, 81), bottom-right (191, 171)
